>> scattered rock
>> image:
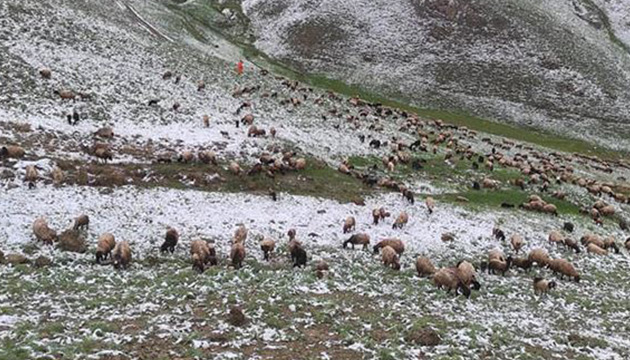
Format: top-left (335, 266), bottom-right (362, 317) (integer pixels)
top-left (34, 256), bottom-right (52, 268)
top-left (405, 328), bottom-right (441, 346)
top-left (5, 254), bottom-right (30, 265)
top-left (227, 306), bottom-right (246, 327)
top-left (58, 229), bottom-right (87, 253)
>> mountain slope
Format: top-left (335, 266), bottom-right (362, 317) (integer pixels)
top-left (242, 0), bottom-right (630, 150)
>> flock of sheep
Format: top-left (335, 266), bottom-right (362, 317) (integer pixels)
top-left (22, 197), bottom-right (630, 301)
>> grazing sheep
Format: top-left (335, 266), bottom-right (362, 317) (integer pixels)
top-left (488, 255), bottom-right (512, 275)
top-left (415, 256), bottom-right (436, 277)
top-left (160, 227), bottom-right (179, 253)
top-left (392, 212), bottom-right (409, 229)
top-left (203, 115), bottom-right (210, 128)
top-left (342, 216), bottom-right (356, 233)
top-left (231, 242), bottom-right (246, 269)
top-left (241, 114), bottom-right (254, 125)
top-left (190, 240), bottom-right (211, 273)
top-left (372, 208), bottom-right (382, 225)
top-left (178, 151), bottom-right (194, 164)
top-left (39, 68), bottom-right (52, 79)
top-left (548, 230), bottom-right (564, 245)
top-left (586, 243), bottom-right (608, 255)
top-left (373, 239), bottom-right (405, 254)
top-left (533, 277), bottom-right (556, 295)
top-left (543, 204), bottom-right (558, 216)
top-left (425, 196), bottom-right (435, 214)
top-left (600, 205), bottom-right (615, 217)
top-left (488, 249), bottom-right (506, 262)
top-left (512, 257), bottom-right (532, 271)
top-left (295, 158), bottom-right (306, 170)
top-left (0, 145), bottom-right (25, 159)
top-left (580, 234), bottom-right (605, 249)
top-left (51, 166), bottom-right (64, 185)
top-left (25, 165), bottom-right (38, 183)
top-left (95, 233), bottom-right (116, 264)
top-left (198, 150), bottom-right (218, 165)
top-left (625, 238), bottom-right (630, 251)
top-left (290, 242), bottom-right (307, 267)
top-left (73, 214), bottom-right (89, 231)
top-left (528, 248), bottom-right (550, 267)
top-left (260, 237), bottom-right (276, 261)
top-left (510, 234), bottom-right (524, 253)
top-left (482, 178), bottom-right (498, 189)
top-left (229, 161), bottom-right (242, 175)
top-left (441, 232), bottom-right (455, 242)
top-left (54, 89), bottom-right (75, 100)
top-left (93, 144), bottom-right (113, 162)
top-left (562, 238), bottom-right (581, 253)
top-left (32, 218), bottom-right (57, 245)
top-left (343, 233), bottom-right (370, 250)
top-left (432, 268), bottom-right (471, 298)
top-left (381, 246), bottom-right (400, 270)
top-left (94, 127), bottom-right (114, 139)
top-left (315, 260), bottom-right (329, 279)
top-left (112, 241), bottom-right (132, 270)
top-left (287, 228), bottom-right (296, 241)
top-left (247, 125), bottom-right (266, 137)
top-left (547, 258), bottom-right (580, 282)
top-left (603, 236), bottom-right (620, 253)
top-left (233, 225), bottom-right (248, 244)
top-left (456, 260), bottom-right (481, 290)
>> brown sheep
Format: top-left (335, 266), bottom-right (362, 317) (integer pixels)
top-left (425, 197), bottom-right (435, 214)
top-left (415, 256), bottom-right (436, 277)
top-left (270, 127), bottom-right (276, 138)
top-left (260, 237), bottom-right (276, 261)
top-left (342, 216), bottom-right (356, 233)
top-left (381, 246), bottom-right (400, 270)
top-left (32, 218), bottom-right (57, 245)
top-left (543, 204), bottom-right (558, 216)
top-left (241, 114), bottom-right (254, 125)
top-left (580, 234), bottom-right (605, 248)
top-left (95, 233), bottom-right (116, 263)
top-left (343, 233), bottom-right (370, 250)
top-left (456, 260), bottom-right (481, 290)
top-left (586, 243), bottom-right (608, 255)
top-left (547, 258), bottom-right (579, 282)
top-left (287, 228), bottom-right (296, 241)
top-left (372, 208), bottom-right (381, 225)
top-left (229, 161), bottom-right (242, 175)
top-left (603, 236), bottom-right (620, 253)
top-left (231, 242), bottom-right (246, 269)
top-left (203, 115), bottom-right (210, 128)
top-left (533, 277), bottom-right (556, 295)
top-left (25, 165), bottom-right (39, 183)
top-left (441, 232), bottom-right (455, 242)
top-left (39, 68), bottom-right (52, 79)
top-left (510, 234), bottom-right (524, 253)
top-left (247, 125), bottom-right (266, 137)
top-left (548, 230), bottom-right (564, 245)
top-left (432, 268), bottom-right (471, 298)
top-left (290, 241), bottom-right (307, 267)
top-left (562, 238), bottom-right (581, 253)
top-left (625, 238), bottom-right (630, 251)
top-left (294, 158), bottom-right (306, 170)
top-left (600, 205), bottom-right (615, 217)
top-left (198, 150), bottom-right (218, 165)
top-left (160, 227), bottom-right (179, 253)
top-left (488, 249), bottom-right (506, 262)
top-left (94, 127), bottom-right (114, 139)
top-left (54, 89), bottom-right (75, 100)
top-left (233, 225), bottom-right (248, 244)
top-left (512, 257), bottom-right (532, 271)
top-left (373, 239), bottom-right (405, 254)
top-left (190, 240), bottom-right (211, 272)
top-left (482, 178), bottom-right (498, 189)
top-left (51, 166), bottom-right (64, 185)
top-left (392, 212), bottom-right (408, 229)
top-left (488, 256), bottom-right (512, 275)
top-left (528, 248), bottom-right (550, 267)
top-left (93, 144), bottom-right (113, 162)
top-left (315, 260), bottom-right (329, 279)
top-left (112, 241), bottom-right (132, 270)
top-left (73, 214), bottom-right (89, 231)
top-left (0, 145), bottom-right (25, 159)
top-left (178, 151), bottom-right (194, 163)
